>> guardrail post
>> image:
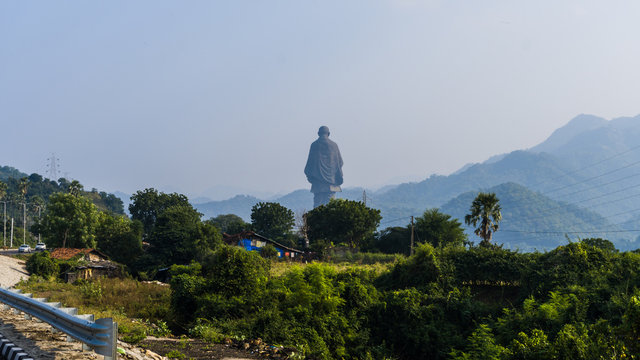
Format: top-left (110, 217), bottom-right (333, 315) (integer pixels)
top-left (95, 318), bottom-right (118, 360)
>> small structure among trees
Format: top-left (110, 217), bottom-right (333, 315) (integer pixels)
top-left (223, 230), bottom-right (304, 259)
top-left (49, 248), bottom-right (122, 283)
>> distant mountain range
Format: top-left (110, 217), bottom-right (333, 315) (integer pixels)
top-left (193, 114), bottom-right (640, 251)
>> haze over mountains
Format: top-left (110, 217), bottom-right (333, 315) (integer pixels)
top-left (194, 114), bottom-right (640, 251)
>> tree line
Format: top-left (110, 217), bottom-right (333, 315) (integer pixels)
top-left (21, 180), bottom-right (640, 358)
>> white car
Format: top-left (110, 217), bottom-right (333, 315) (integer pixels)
top-left (18, 244), bottom-right (31, 253)
top-left (35, 243), bottom-right (46, 251)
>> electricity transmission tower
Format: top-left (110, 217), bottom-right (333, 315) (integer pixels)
top-left (46, 153), bottom-right (60, 180)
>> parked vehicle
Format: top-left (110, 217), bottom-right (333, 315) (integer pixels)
top-left (35, 243), bottom-right (46, 251)
top-left (18, 244), bottom-right (31, 253)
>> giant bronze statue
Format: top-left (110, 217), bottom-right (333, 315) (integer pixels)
top-left (304, 126), bottom-right (344, 208)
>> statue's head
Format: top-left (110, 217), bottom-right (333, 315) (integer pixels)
top-left (318, 126), bottom-right (330, 137)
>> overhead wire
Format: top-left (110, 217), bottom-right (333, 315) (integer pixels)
top-left (460, 144), bottom-right (640, 241)
top-left (552, 172), bottom-right (640, 199)
top-left (542, 158), bottom-right (640, 195)
top-left (528, 143), bottom-right (640, 190)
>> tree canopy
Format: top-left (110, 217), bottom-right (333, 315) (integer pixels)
top-left (250, 202), bottom-right (295, 241)
top-left (305, 199), bottom-right (381, 248)
top-left (415, 208), bottom-right (467, 248)
top-left (206, 214), bottom-right (249, 235)
top-left (37, 192), bottom-right (99, 248)
top-left (95, 212), bottom-right (144, 266)
top-left (129, 188), bottom-right (191, 238)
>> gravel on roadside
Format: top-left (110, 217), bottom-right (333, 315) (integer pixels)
top-left (0, 252), bottom-right (29, 288)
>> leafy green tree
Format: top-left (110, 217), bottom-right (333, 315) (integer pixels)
top-left (147, 204), bottom-right (221, 267)
top-left (552, 323), bottom-right (588, 360)
top-left (451, 324), bottom-right (507, 360)
top-left (305, 199), bottom-right (381, 248)
top-left (250, 202), bottom-right (294, 241)
top-left (95, 212), bottom-right (143, 266)
top-left (374, 226), bottom-right (411, 255)
top-left (581, 238), bottom-right (617, 253)
top-left (129, 188), bottom-right (191, 238)
top-left (37, 192), bottom-right (99, 248)
top-left (622, 293), bottom-right (640, 354)
top-left (383, 242), bottom-right (442, 289)
top-left (464, 192), bottom-right (502, 247)
top-left (416, 208), bottom-right (467, 248)
top-left (509, 329), bottom-right (553, 360)
top-left (201, 245), bottom-right (270, 298)
top-left (206, 214), bottom-right (249, 234)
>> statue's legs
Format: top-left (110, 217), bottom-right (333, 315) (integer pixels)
top-left (313, 192), bottom-right (335, 208)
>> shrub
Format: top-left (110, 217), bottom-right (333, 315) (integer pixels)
top-left (260, 244), bottom-right (279, 259)
top-left (189, 319), bottom-right (225, 343)
top-left (25, 251), bottom-right (59, 278)
top-left (165, 350), bottom-right (186, 359)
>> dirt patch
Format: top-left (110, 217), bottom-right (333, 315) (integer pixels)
top-left (0, 253), bottom-right (29, 288)
top-left (139, 337), bottom-right (292, 360)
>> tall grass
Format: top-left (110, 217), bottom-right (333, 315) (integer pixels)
top-left (269, 256), bottom-right (399, 277)
top-left (17, 277), bottom-right (172, 343)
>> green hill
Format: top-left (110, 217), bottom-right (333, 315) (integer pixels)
top-left (440, 182), bottom-right (637, 251)
top-left (0, 167), bottom-right (125, 217)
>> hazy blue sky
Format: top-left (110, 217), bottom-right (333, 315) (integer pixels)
top-left (2, 1), bottom-right (639, 200)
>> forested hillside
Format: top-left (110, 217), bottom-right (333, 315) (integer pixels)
top-left (0, 166), bottom-right (125, 245)
top-left (440, 182), bottom-right (637, 251)
top-left (194, 114), bottom-right (640, 251)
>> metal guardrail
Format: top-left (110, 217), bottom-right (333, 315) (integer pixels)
top-left (0, 287), bottom-right (117, 359)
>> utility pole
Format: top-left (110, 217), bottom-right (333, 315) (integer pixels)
top-left (410, 216), bottom-right (415, 256)
top-left (37, 205), bottom-right (42, 243)
top-left (23, 202), bottom-right (26, 245)
top-left (2, 201), bottom-right (6, 247)
top-left (10, 218), bottom-right (14, 248)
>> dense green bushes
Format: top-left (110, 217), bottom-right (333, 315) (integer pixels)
top-left (25, 251), bottom-right (59, 278)
top-left (170, 241), bottom-right (640, 359)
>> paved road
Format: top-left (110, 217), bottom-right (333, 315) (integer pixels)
top-left (0, 252), bottom-right (29, 288)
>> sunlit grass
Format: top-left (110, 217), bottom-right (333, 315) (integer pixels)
top-left (16, 277), bottom-right (172, 342)
top-left (269, 258), bottom-right (397, 277)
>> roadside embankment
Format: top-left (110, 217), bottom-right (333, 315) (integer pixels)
top-left (0, 253), bottom-right (29, 288)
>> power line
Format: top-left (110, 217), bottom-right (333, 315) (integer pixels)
top-left (553, 172), bottom-right (640, 199)
top-left (529, 143), bottom-right (640, 190)
top-left (379, 216), bottom-right (410, 227)
top-left (515, 192), bottom-right (640, 222)
top-left (501, 229), bottom-right (640, 235)
top-left (543, 158), bottom-right (640, 195)
top-left (550, 183), bottom-right (640, 210)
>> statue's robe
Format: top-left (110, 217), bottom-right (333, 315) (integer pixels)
top-left (304, 135), bottom-right (343, 194)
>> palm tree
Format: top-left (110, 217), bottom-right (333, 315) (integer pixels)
top-left (0, 180), bottom-right (7, 200)
top-left (464, 192), bottom-right (502, 247)
top-left (18, 177), bottom-right (29, 200)
top-left (68, 180), bottom-right (84, 197)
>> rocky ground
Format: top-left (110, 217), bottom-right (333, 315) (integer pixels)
top-left (139, 337), bottom-right (292, 360)
top-left (0, 304), bottom-right (168, 359)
